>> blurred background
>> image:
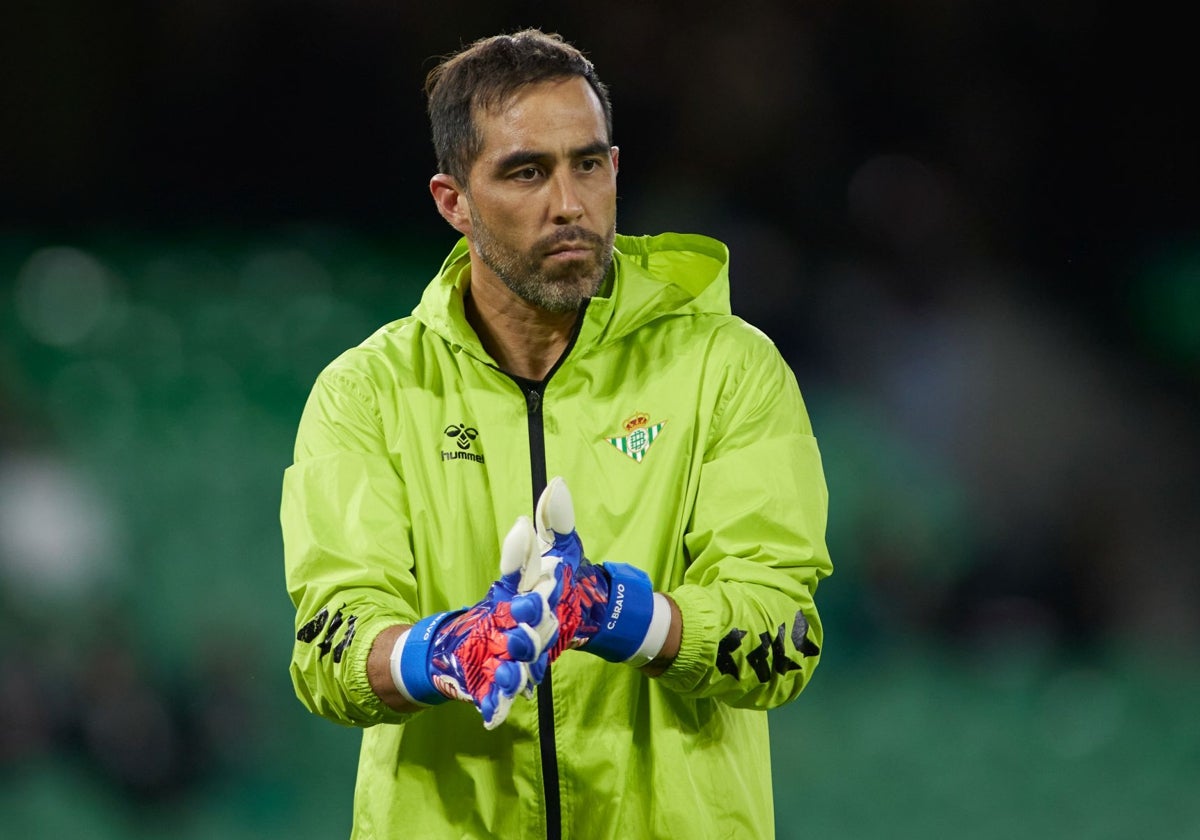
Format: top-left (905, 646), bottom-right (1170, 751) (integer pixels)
top-left (2, 1), bottom-right (1198, 837)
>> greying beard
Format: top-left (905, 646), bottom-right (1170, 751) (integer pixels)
top-left (472, 216), bottom-right (615, 314)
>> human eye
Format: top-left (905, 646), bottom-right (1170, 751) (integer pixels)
top-left (510, 165), bottom-right (543, 181)
top-left (578, 158), bottom-right (604, 173)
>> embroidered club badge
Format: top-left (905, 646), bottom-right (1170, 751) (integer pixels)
top-left (605, 413), bottom-right (666, 463)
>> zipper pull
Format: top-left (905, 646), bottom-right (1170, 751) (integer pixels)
top-left (526, 388), bottom-right (542, 414)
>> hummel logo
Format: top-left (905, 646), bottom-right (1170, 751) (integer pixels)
top-left (442, 423), bottom-right (485, 464)
top-left (444, 423), bottom-right (478, 450)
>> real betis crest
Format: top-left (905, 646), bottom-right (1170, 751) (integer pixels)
top-left (605, 412), bottom-right (666, 463)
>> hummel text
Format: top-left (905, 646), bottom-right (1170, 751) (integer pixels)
top-left (441, 451), bottom-right (484, 463)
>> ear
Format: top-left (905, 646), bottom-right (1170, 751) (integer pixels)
top-left (610, 145), bottom-right (619, 175)
top-left (430, 174), bottom-right (472, 236)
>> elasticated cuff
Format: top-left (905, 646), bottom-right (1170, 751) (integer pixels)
top-left (651, 583), bottom-right (720, 694)
top-left (343, 613), bottom-right (421, 724)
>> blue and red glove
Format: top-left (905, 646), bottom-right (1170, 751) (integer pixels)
top-left (528, 477), bottom-right (672, 666)
top-left (389, 521), bottom-right (559, 729)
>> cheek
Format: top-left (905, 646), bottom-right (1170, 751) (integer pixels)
top-left (489, 208), bottom-right (542, 249)
top-left (589, 182), bottom-right (619, 216)
top-left (480, 200), bottom-right (536, 239)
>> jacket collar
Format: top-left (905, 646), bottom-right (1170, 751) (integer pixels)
top-left (413, 233), bottom-right (731, 367)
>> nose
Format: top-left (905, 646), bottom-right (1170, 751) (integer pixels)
top-left (550, 170), bottom-right (584, 224)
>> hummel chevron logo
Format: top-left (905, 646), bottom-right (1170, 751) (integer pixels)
top-left (605, 412), bottom-right (666, 463)
top-left (442, 423), bottom-right (484, 463)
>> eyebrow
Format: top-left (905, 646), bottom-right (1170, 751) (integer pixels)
top-left (493, 140), bottom-right (611, 173)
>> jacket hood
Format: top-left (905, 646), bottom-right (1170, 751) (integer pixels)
top-left (413, 232), bottom-right (731, 362)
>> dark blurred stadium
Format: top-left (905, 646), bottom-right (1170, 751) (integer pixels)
top-left (2, 2), bottom-right (1198, 837)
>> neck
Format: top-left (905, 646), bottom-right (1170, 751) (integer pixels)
top-left (464, 271), bottom-right (580, 382)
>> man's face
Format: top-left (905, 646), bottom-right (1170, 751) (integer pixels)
top-left (461, 77), bottom-right (618, 314)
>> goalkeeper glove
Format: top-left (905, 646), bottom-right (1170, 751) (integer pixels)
top-left (532, 477), bottom-right (672, 666)
top-left (389, 520), bottom-right (559, 729)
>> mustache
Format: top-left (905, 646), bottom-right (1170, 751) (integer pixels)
top-left (536, 226), bottom-right (606, 251)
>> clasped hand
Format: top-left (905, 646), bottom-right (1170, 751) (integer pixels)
top-left (394, 477), bottom-right (660, 729)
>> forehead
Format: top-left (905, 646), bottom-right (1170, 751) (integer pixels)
top-left (473, 76), bottom-right (608, 158)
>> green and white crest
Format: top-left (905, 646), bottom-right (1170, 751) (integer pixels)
top-left (606, 413), bottom-right (666, 463)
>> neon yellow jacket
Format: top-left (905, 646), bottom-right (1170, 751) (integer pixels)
top-left (282, 233), bottom-right (832, 840)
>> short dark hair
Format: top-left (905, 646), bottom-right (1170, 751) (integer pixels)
top-left (424, 29), bottom-right (613, 184)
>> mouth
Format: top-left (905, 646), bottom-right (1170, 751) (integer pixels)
top-left (545, 243), bottom-right (593, 260)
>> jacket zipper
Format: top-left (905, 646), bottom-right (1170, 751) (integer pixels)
top-left (519, 379), bottom-right (560, 840)
top-left (507, 305), bottom-right (588, 840)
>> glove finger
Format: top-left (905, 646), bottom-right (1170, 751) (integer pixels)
top-left (480, 691), bottom-right (499, 727)
top-left (505, 624), bottom-right (540, 661)
top-left (521, 591), bottom-right (560, 648)
top-left (482, 661), bottom-right (527, 730)
top-left (509, 591), bottom-right (545, 627)
top-left (494, 659), bottom-right (526, 695)
top-left (516, 553), bottom-right (552, 600)
top-left (500, 516), bottom-right (537, 578)
top-left (528, 649), bottom-right (549, 685)
top-left (482, 696), bottom-right (511, 730)
top-left (535, 476), bottom-right (576, 542)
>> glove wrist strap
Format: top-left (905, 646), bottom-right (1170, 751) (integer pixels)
top-left (585, 562), bottom-right (659, 664)
top-left (390, 612), bottom-right (455, 707)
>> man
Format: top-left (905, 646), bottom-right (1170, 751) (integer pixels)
top-left (282, 29), bottom-right (832, 840)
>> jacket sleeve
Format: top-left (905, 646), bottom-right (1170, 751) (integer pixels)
top-left (281, 362), bottom-right (420, 728)
top-left (657, 327), bottom-right (833, 709)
